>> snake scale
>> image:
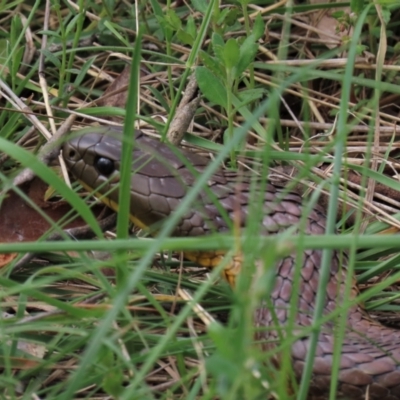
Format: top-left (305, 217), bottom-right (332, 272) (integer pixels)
top-left (63, 126), bottom-right (400, 399)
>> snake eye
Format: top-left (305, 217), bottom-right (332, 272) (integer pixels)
top-left (67, 149), bottom-right (76, 158)
top-left (95, 157), bottom-right (115, 176)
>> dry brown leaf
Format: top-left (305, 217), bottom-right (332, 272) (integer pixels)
top-left (308, 3), bottom-right (352, 50)
top-left (0, 253), bottom-right (17, 267)
top-left (0, 177), bottom-right (110, 267)
top-left (97, 65), bottom-right (131, 111)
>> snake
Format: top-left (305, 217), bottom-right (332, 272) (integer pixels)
top-left (62, 126), bottom-right (400, 399)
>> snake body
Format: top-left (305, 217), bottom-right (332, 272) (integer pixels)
top-left (63, 126), bottom-right (400, 399)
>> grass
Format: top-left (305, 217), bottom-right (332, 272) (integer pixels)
top-left (1, 0), bottom-right (400, 399)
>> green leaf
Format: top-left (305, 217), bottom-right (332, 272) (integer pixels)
top-left (177, 29), bottom-right (194, 45)
top-left (38, 30), bottom-right (62, 39)
top-left (102, 20), bottom-right (130, 47)
top-left (165, 9), bottom-right (182, 31)
top-left (65, 13), bottom-right (81, 36)
top-left (223, 7), bottom-right (240, 27)
top-left (224, 126), bottom-right (247, 150)
top-left (10, 46), bottom-right (24, 80)
top-left (191, 0), bottom-right (207, 13)
top-left (350, 0), bottom-right (364, 13)
top-left (331, 10), bottom-right (345, 19)
top-left (102, 370), bottom-right (124, 397)
top-left (381, 8), bottom-right (391, 25)
top-left (196, 66), bottom-right (227, 108)
top-left (211, 32), bottom-right (225, 61)
top-left (74, 57), bottom-right (95, 87)
top-left (355, 44), bottom-right (367, 55)
top-left (186, 15), bottom-right (196, 39)
top-left (206, 353), bottom-right (239, 394)
top-left (206, 322), bottom-right (244, 394)
top-left (155, 15), bottom-right (172, 41)
top-left (207, 322), bottom-right (233, 358)
top-left (97, 346), bottom-right (114, 367)
top-left (10, 15), bottom-right (22, 49)
top-left (199, 50), bottom-right (225, 80)
top-left (0, 39), bottom-right (8, 65)
top-left (236, 34), bottom-right (258, 77)
top-left (393, 42), bottom-right (400, 54)
top-left (253, 13), bottom-right (264, 41)
top-left (237, 88), bottom-right (266, 105)
top-left (41, 49), bottom-right (61, 68)
top-left (223, 38), bottom-right (240, 71)
top-left (103, 0), bottom-right (116, 15)
top-left (216, 7), bottom-right (233, 26)
top-left (149, 0), bottom-right (163, 17)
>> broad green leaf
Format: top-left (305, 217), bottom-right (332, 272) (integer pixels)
top-left (102, 371), bottom-right (124, 397)
top-left (253, 13), bottom-right (264, 41)
top-left (211, 32), bottom-right (225, 61)
top-left (165, 9), bottom-right (182, 31)
top-left (381, 8), bottom-right (391, 25)
top-left (223, 38), bottom-right (240, 71)
top-left (216, 7), bottom-right (233, 26)
top-left (237, 34), bottom-right (258, 77)
top-left (237, 88), bottom-right (266, 106)
top-left (196, 66), bottom-right (227, 108)
top-left (191, 0), bottom-right (207, 14)
top-left (223, 7), bottom-right (240, 27)
top-left (186, 15), bottom-right (196, 38)
top-left (199, 50), bottom-right (225, 80)
top-left (177, 29), bottom-right (194, 45)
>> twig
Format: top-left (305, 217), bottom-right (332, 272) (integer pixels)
top-left (167, 74), bottom-right (200, 145)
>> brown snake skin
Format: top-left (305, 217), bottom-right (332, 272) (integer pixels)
top-left (63, 126), bottom-right (400, 399)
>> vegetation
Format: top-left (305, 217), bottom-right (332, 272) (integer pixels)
top-left (1, 0), bottom-right (400, 399)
